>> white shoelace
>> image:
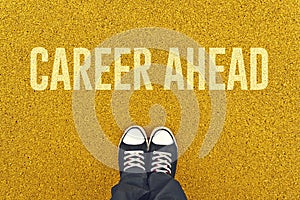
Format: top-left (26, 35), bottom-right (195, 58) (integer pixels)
top-left (151, 151), bottom-right (172, 174)
top-left (124, 150), bottom-right (145, 172)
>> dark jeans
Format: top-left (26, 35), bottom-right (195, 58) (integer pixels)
top-left (111, 172), bottom-right (187, 200)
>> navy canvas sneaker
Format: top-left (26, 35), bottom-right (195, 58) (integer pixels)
top-left (118, 126), bottom-right (148, 176)
top-left (148, 127), bottom-right (178, 178)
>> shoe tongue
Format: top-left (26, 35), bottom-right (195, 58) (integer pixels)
top-left (122, 149), bottom-right (146, 174)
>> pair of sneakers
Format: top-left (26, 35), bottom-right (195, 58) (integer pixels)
top-left (118, 126), bottom-right (178, 178)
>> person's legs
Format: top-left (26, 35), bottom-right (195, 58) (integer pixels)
top-left (147, 127), bottom-right (187, 200)
top-left (111, 173), bottom-right (149, 200)
top-left (111, 126), bottom-right (150, 200)
top-left (148, 173), bottom-right (187, 200)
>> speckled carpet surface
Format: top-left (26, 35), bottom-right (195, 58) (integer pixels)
top-left (1, 0), bottom-right (299, 199)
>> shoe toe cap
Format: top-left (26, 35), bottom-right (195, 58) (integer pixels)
top-left (152, 129), bottom-right (174, 145)
top-left (123, 127), bottom-right (146, 145)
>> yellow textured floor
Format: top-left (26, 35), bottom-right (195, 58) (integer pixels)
top-left (1, 0), bottom-right (299, 199)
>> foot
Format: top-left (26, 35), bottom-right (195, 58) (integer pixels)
top-left (149, 127), bottom-right (178, 178)
top-left (118, 126), bottom-right (148, 176)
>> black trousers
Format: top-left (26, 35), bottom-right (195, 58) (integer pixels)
top-left (111, 172), bottom-right (187, 200)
